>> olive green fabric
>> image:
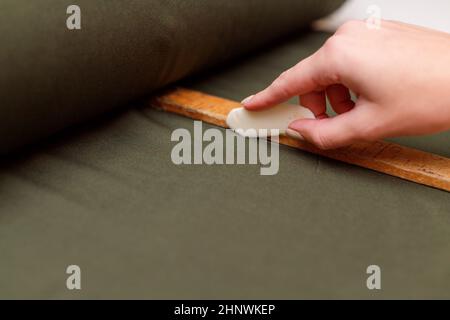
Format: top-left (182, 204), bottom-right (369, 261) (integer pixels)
top-left (1, 31), bottom-right (449, 299)
top-left (0, 0), bottom-right (342, 154)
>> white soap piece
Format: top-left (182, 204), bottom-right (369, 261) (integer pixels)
top-left (226, 104), bottom-right (315, 138)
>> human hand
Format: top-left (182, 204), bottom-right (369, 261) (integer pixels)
top-left (242, 20), bottom-right (450, 149)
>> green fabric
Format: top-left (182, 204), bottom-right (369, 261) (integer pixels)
top-left (1, 31), bottom-right (449, 299)
top-left (0, 0), bottom-right (342, 154)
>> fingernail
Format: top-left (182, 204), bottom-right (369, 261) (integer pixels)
top-left (285, 129), bottom-right (304, 140)
top-left (241, 95), bottom-right (255, 105)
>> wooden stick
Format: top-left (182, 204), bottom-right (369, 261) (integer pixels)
top-left (151, 87), bottom-right (450, 192)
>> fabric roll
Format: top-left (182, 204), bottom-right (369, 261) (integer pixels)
top-left (0, 0), bottom-right (343, 153)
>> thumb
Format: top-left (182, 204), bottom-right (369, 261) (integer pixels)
top-left (288, 107), bottom-right (374, 150)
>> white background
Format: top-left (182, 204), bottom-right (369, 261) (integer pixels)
top-left (315, 0), bottom-right (450, 33)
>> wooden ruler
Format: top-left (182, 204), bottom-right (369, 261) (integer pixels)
top-left (151, 87), bottom-right (450, 192)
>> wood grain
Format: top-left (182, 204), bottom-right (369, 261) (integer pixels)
top-left (151, 87), bottom-right (450, 192)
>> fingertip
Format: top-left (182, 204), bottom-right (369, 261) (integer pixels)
top-left (242, 102), bottom-right (259, 110)
top-left (241, 95), bottom-right (255, 106)
top-left (288, 118), bottom-right (315, 131)
top-left (288, 118), bottom-right (318, 145)
top-left (285, 128), bottom-right (305, 140)
top-left (241, 93), bottom-right (271, 111)
top-left (241, 94), bottom-right (261, 110)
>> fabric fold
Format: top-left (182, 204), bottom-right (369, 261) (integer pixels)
top-left (0, 0), bottom-right (343, 153)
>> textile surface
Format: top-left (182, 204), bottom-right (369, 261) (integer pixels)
top-left (1, 31), bottom-right (449, 299)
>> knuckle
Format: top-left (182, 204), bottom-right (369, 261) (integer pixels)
top-left (271, 72), bottom-right (291, 96)
top-left (312, 126), bottom-right (333, 150)
top-left (323, 36), bottom-right (342, 55)
top-left (321, 37), bottom-right (346, 81)
top-left (277, 70), bottom-right (289, 82)
top-left (353, 109), bottom-right (381, 141)
top-left (359, 121), bottom-right (380, 142)
top-left (336, 19), bottom-right (363, 34)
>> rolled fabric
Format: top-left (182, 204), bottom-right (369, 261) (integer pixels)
top-left (0, 0), bottom-right (343, 153)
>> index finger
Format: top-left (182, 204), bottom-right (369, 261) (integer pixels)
top-left (242, 49), bottom-right (335, 111)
